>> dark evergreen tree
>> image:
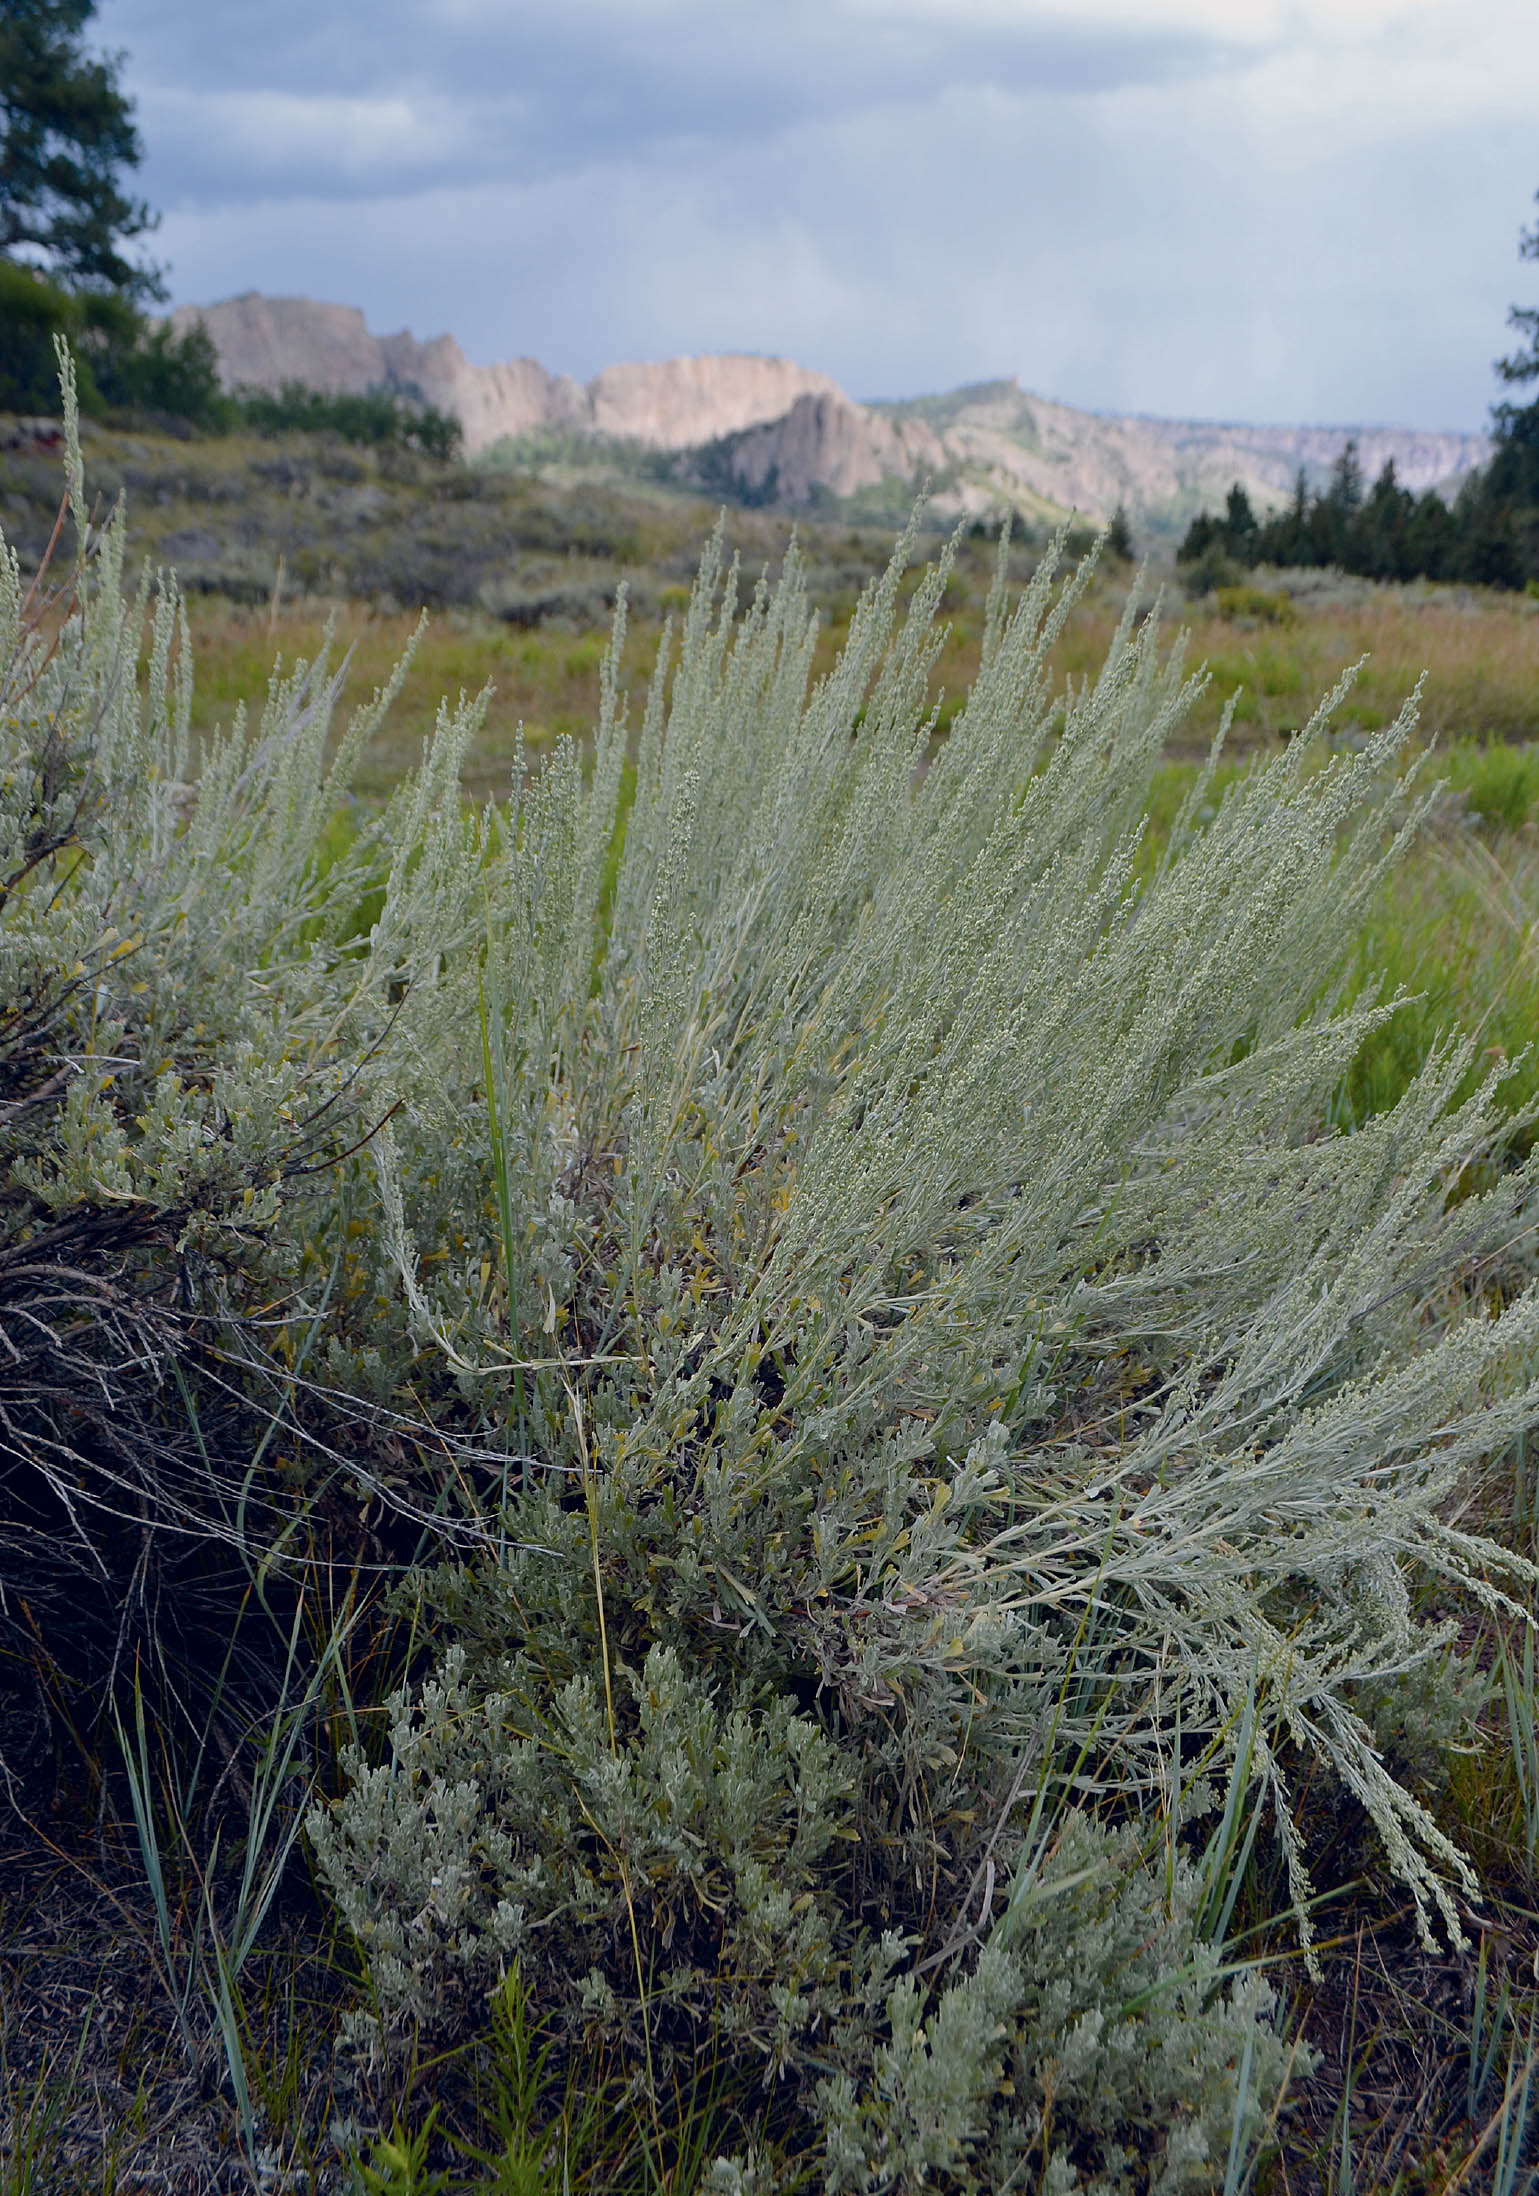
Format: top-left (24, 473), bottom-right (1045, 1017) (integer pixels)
top-left (1256, 470), bottom-right (1310, 568)
top-left (1452, 467), bottom-right (1526, 589)
top-left (1327, 441), bottom-right (1365, 512)
top-left (1303, 440), bottom-right (1363, 567)
top-left (1351, 460), bottom-right (1416, 580)
top-left (0, 6), bottom-right (239, 427)
top-left (1402, 487), bottom-right (1456, 582)
top-left (1222, 482), bottom-right (1258, 560)
top-left (0, 0), bottom-right (161, 300)
top-left (1176, 509), bottom-right (1221, 564)
top-left (1176, 481), bottom-right (1258, 569)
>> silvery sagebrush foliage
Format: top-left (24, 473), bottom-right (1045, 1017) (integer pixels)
top-left (4, 353), bottom-right (1537, 2188)
top-left (313, 498), bottom-right (1538, 2180)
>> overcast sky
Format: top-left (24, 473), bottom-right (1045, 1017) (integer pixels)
top-left (93, 0), bottom-right (1539, 431)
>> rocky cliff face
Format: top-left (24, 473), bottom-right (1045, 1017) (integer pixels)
top-left (872, 380), bottom-right (1491, 527)
top-left (586, 355), bottom-right (845, 450)
top-left (170, 293), bottom-right (841, 457)
top-left (168, 293), bottom-right (388, 397)
top-left (169, 291), bottom-right (1492, 530)
top-left (708, 391), bottom-right (947, 505)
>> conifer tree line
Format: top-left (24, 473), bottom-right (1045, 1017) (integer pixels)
top-left (1179, 193), bottom-right (1539, 593)
top-left (1178, 439), bottom-right (1539, 592)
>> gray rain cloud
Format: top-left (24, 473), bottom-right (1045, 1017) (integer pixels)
top-left (94, 0), bottom-right (1539, 430)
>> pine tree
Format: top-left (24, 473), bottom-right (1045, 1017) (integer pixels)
top-left (1354, 459), bottom-right (1416, 580)
top-left (1105, 503), bottom-right (1134, 559)
top-left (0, 0), bottom-right (161, 300)
top-left (1222, 480), bottom-right (1259, 559)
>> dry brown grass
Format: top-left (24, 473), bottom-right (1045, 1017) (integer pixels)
top-left (1028, 578), bottom-right (1539, 757)
top-left (172, 553), bottom-right (1539, 803)
top-left (11, 416), bottom-right (1524, 798)
top-left (1137, 589), bottom-right (1539, 755)
top-left (179, 594), bottom-right (666, 801)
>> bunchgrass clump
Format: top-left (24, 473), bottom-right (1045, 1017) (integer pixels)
top-left (3, 350), bottom-right (1538, 2189)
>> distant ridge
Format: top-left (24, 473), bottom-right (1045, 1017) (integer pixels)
top-left (170, 291), bottom-right (1491, 533)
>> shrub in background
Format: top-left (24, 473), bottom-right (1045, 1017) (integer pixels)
top-left (0, 260), bottom-right (233, 428)
top-left (0, 275), bottom-right (459, 448)
top-left (90, 311), bottom-right (232, 429)
top-left (0, 257), bottom-right (111, 411)
top-left (1179, 537), bottom-right (1247, 600)
top-left (1214, 583), bottom-right (1296, 628)
top-left (233, 378), bottom-right (463, 460)
top-left (5, 355), bottom-right (1539, 2188)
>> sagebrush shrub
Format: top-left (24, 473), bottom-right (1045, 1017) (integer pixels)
top-left (4, 356), bottom-right (1537, 2187)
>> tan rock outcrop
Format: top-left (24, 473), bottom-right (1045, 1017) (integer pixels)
top-left (376, 331), bottom-right (588, 449)
top-left (588, 355), bottom-right (843, 451)
top-left (169, 293), bottom-right (841, 459)
top-left (168, 292), bottom-right (386, 395)
top-left (714, 392), bottom-right (946, 504)
top-left (868, 380), bottom-right (1490, 526)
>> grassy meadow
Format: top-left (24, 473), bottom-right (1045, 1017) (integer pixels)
top-left (3, 416), bottom-right (1539, 2196)
top-left (173, 548), bottom-right (1539, 782)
